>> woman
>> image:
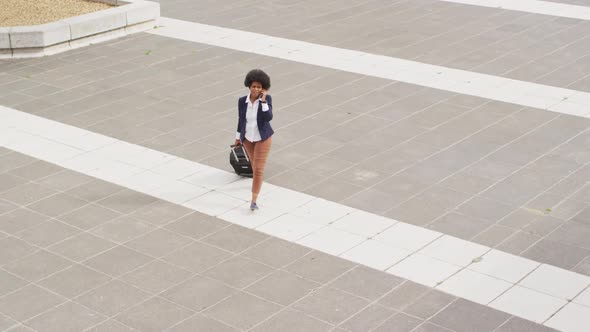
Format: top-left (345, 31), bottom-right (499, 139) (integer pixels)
top-left (234, 69), bottom-right (274, 211)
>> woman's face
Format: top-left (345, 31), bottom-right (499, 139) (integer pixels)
top-left (249, 81), bottom-right (263, 97)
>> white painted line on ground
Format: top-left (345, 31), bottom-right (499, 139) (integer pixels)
top-left (440, 0), bottom-right (590, 21)
top-left (1, 105), bottom-right (589, 331)
top-left (147, 17), bottom-right (590, 119)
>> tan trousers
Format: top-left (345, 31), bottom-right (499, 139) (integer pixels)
top-left (242, 137), bottom-right (272, 195)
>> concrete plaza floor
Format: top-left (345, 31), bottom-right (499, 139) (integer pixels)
top-left (1, 0), bottom-right (590, 331)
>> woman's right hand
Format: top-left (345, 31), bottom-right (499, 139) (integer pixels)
top-left (234, 139), bottom-right (241, 146)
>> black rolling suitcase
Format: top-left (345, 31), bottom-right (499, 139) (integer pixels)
top-left (229, 144), bottom-right (253, 178)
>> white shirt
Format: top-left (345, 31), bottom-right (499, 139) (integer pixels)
top-left (236, 93), bottom-right (270, 142)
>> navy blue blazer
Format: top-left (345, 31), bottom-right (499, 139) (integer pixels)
top-left (236, 95), bottom-right (274, 142)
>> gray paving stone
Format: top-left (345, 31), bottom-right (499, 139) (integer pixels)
top-left (373, 174), bottom-right (431, 200)
top-left (85, 319), bottom-right (137, 332)
top-left (75, 279), bottom-right (151, 317)
top-left (339, 304), bottom-right (395, 332)
top-left (331, 165), bottom-right (387, 188)
top-left (465, 159), bottom-right (521, 182)
top-left (83, 246), bottom-right (153, 277)
top-left (0, 152), bottom-right (40, 173)
top-left (430, 299), bottom-right (511, 332)
top-left (126, 229), bottom-right (193, 258)
top-left (342, 188), bottom-right (400, 215)
top-left (330, 266), bottom-right (404, 301)
top-left (242, 238), bottom-right (312, 268)
top-left (129, 200), bottom-right (193, 226)
top-left (168, 314), bottom-right (238, 332)
top-left (5, 324), bottom-right (35, 332)
top-left (522, 216), bottom-right (564, 237)
top-left (0, 92), bottom-right (37, 107)
top-left (456, 196), bottom-right (517, 223)
top-left (114, 297), bottom-right (194, 332)
top-left (4, 250), bottom-right (71, 282)
top-left (429, 212), bottom-right (493, 240)
top-left (203, 256), bottom-right (275, 289)
top-left (120, 260), bottom-right (193, 294)
top-left (403, 290), bottom-right (457, 320)
top-left (571, 206), bottom-right (590, 226)
top-left (202, 225), bottom-right (269, 253)
top-left (245, 270), bottom-right (320, 306)
top-left (252, 308), bottom-right (333, 332)
top-left (205, 291), bottom-right (282, 329)
top-left (386, 198), bottom-right (451, 227)
top-left (413, 322), bottom-right (455, 332)
top-left (285, 251), bottom-right (356, 284)
top-left (17, 220), bottom-right (80, 248)
top-left (496, 316), bottom-right (559, 332)
top-left (472, 225), bottom-right (516, 248)
top-left (523, 238), bottom-right (590, 270)
top-left (59, 203), bottom-right (122, 230)
top-left (551, 199), bottom-right (589, 221)
top-left (164, 212), bottom-right (230, 240)
top-left (292, 287), bottom-right (369, 325)
top-left (161, 275), bottom-right (236, 311)
top-left (574, 256), bottom-right (590, 276)
top-left (418, 186), bottom-right (473, 212)
top-left (0, 269), bottom-right (28, 297)
top-left (268, 168), bottom-right (326, 192)
top-left (0, 237), bottom-right (37, 266)
top-left (547, 221), bottom-right (590, 249)
top-left (498, 231), bottom-right (542, 255)
top-left (90, 215), bottom-right (156, 244)
top-left (162, 241), bottom-right (232, 273)
top-left (378, 281), bottom-right (431, 310)
top-left (38, 264), bottom-right (111, 299)
top-left (548, 167), bottom-right (590, 198)
top-left (26, 193), bottom-right (88, 217)
top-left (0, 284), bottom-right (65, 321)
top-left (48, 232), bottom-right (116, 262)
top-left (306, 178), bottom-right (364, 202)
top-left (35, 170), bottom-right (94, 192)
top-left (325, 142), bottom-right (382, 165)
top-left (26, 301), bottom-right (106, 332)
top-left (373, 312), bottom-right (423, 332)
top-left (0, 182), bottom-right (57, 206)
top-left (8, 161), bottom-right (63, 181)
top-left (0, 313), bottom-right (18, 331)
top-left (572, 184), bottom-right (590, 203)
top-left (498, 208), bottom-right (540, 229)
top-left (525, 194), bottom-right (569, 219)
top-left (0, 208), bottom-right (49, 235)
top-left (170, 142), bottom-right (223, 162)
top-left (96, 189), bottom-right (158, 214)
top-left (0, 174), bottom-right (27, 193)
top-left (2, 74), bottom-right (31, 89)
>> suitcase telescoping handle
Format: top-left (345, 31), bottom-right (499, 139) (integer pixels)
top-left (230, 144), bottom-right (250, 163)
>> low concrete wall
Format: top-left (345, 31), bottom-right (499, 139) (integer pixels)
top-left (0, 0), bottom-right (160, 58)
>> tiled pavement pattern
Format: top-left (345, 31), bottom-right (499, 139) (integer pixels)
top-left (0, 0), bottom-right (590, 330)
top-left (2, 32), bottom-right (590, 277)
top-left (160, 0), bottom-right (590, 92)
top-left (0, 149), bottom-right (558, 332)
top-left (147, 18), bottom-right (590, 118)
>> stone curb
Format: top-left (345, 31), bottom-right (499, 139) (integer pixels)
top-left (0, 0), bottom-right (160, 58)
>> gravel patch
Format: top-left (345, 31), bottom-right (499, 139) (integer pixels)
top-left (1, 0), bottom-right (113, 27)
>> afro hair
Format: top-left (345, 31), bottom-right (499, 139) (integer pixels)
top-left (244, 69), bottom-right (271, 90)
